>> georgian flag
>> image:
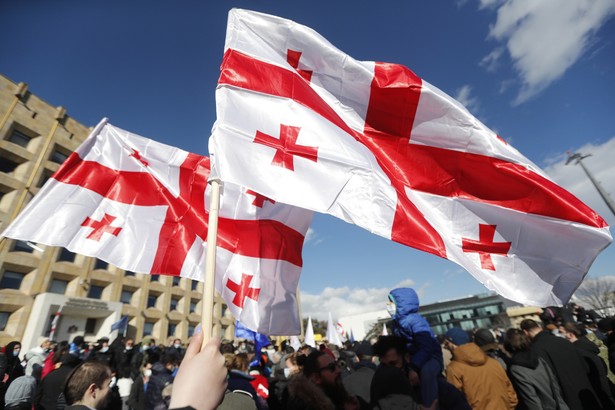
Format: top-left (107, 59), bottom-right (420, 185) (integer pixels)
top-left (2, 120), bottom-right (313, 335)
top-left (210, 9), bottom-right (612, 306)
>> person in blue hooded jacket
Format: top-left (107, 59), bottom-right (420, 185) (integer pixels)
top-left (388, 287), bottom-right (443, 410)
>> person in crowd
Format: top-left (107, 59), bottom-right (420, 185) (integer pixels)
top-left (63, 361), bottom-right (113, 410)
top-left (369, 364), bottom-right (419, 410)
top-left (342, 340), bottom-right (376, 405)
top-left (473, 328), bottom-right (509, 370)
top-left (4, 341), bottom-right (25, 388)
top-left (4, 374), bottom-right (37, 410)
top-left (168, 327), bottom-right (227, 410)
top-left (443, 327), bottom-right (518, 410)
top-left (387, 287), bottom-right (444, 410)
top-left (287, 350), bottom-right (361, 409)
top-left (115, 366), bottom-right (134, 410)
top-left (90, 337), bottom-right (116, 370)
top-left (582, 321), bottom-right (615, 390)
top-left (25, 339), bottom-right (51, 381)
top-left (111, 337), bottom-right (135, 376)
top-left (127, 363), bottom-right (151, 410)
top-left (34, 349), bottom-right (81, 410)
top-left (268, 352), bottom-right (301, 410)
top-left (503, 328), bottom-right (568, 410)
top-left (561, 322), bottom-right (615, 408)
top-left (599, 317), bottom-right (615, 373)
top-left (145, 352), bottom-right (178, 410)
top-left (371, 335), bottom-right (470, 410)
top-left (520, 318), bottom-right (604, 410)
top-left (41, 341), bottom-right (67, 379)
top-left (69, 336), bottom-right (87, 359)
top-left (225, 352), bottom-right (267, 410)
top-left (167, 339), bottom-right (185, 362)
top-left (0, 350), bottom-right (8, 409)
top-left (130, 336), bottom-right (156, 380)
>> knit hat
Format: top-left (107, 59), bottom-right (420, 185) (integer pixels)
top-left (445, 327), bottom-right (470, 346)
top-left (473, 328), bottom-right (495, 347)
top-left (4, 375), bottom-right (37, 406)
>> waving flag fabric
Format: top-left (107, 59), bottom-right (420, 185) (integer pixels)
top-left (210, 9), bottom-right (612, 306)
top-left (2, 120), bottom-right (312, 335)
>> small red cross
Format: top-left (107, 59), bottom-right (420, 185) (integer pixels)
top-left (81, 213), bottom-right (122, 241)
top-left (254, 124), bottom-right (318, 171)
top-left (226, 273), bottom-right (260, 308)
top-left (130, 149), bottom-right (149, 167)
top-left (287, 49), bottom-right (312, 82)
top-left (246, 190), bottom-right (275, 208)
top-left (461, 224), bottom-right (511, 270)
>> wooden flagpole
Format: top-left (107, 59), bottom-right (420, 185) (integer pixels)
top-left (201, 178), bottom-right (221, 348)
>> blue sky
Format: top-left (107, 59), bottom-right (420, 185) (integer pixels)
top-left (2, 1), bottom-right (615, 321)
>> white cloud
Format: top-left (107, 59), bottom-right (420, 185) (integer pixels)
top-left (479, 47), bottom-right (504, 72)
top-left (542, 135), bottom-right (615, 227)
top-left (454, 85), bottom-right (480, 113)
top-left (300, 278), bottom-right (415, 321)
top-left (304, 227), bottom-right (323, 245)
top-left (483, 0), bottom-right (615, 104)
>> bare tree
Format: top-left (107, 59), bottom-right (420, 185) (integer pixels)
top-left (574, 276), bottom-right (615, 311)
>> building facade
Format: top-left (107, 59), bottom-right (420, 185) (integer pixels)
top-left (0, 74), bottom-right (232, 352)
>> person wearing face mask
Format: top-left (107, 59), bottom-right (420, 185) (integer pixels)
top-left (167, 339), bottom-right (185, 363)
top-left (90, 338), bottom-right (116, 370)
top-left (25, 339), bottom-right (51, 382)
top-left (127, 364), bottom-right (151, 410)
top-left (3, 341), bottom-right (25, 389)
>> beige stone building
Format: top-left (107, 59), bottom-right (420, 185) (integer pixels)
top-left (0, 74), bottom-right (232, 352)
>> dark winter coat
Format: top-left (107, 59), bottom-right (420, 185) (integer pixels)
top-left (342, 362), bottom-right (375, 405)
top-left (33, 354), bottom-right (81, 410)
top-left (389, 288), bottom-right (443, 373)
top-left (145, 362), bottom-right (173, 410)
top-left (572, 337), bottom-right (615, 409)
top-left (508, 350), bottom-right (569, 410)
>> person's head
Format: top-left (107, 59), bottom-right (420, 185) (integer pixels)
top-left (562, 322), bottom-right (584, 342)
top-left (598, 317), bottom-right (614, 334)
top-left (519, 319), bottom-right (542, 338)
top-left (387, 287), bottom-right (420, 318)
top-left (372, 335), bottom-right (408, 369)
top-left (6, 341), bottom-right (21, 359)
top-left (353, 340), bottom-right (373, 362)
top-left (301, 350), bottom-right (341, 389)
top-left (161, 353), bottom-right (179, 373)
top-left (40, 338), bottom-right (51, 351)
top-left (173, 338), bottom-right (182, 349)
top-left (284, 352), bottom-right (300, 377)
top-left (64, 361), bottom-right (113, 409)
top-left (473, 328), bottom-right (496, 348)
top-left (503, 328), bottom-right (532, 354)
top-left (443, 327), bottom-right (470, 351)
top-left (230, 352), bottom-right (250, 373)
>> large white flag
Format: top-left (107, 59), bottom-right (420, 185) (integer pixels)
top-left (2, 119), bottom-right (313, 335)
top-left (210, 9), bottom-right (612, 307)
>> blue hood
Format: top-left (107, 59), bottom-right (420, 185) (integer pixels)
top-left (389, 287), bottom-right (420, 317)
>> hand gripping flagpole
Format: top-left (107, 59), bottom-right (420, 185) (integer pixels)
top-left (201, 160), bottom-right (222, 348)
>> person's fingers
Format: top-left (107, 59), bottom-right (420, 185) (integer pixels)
top-left (183, 326), bottom-right (204, 361)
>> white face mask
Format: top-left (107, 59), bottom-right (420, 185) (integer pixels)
top-left (143, 369), bottom-right (152, 377)
top-left (173, 344), bottom-right (181, 349)
top-left (125, 346), bottom-right (132, 351)
top-left (386, 303), bottom-right (396, 318)
top-left (109, 377), bottom-right (117, 388)
top-left (283, 368), bottom-right (292, 379)
top-left (100, 347), bottom-right (109, 353)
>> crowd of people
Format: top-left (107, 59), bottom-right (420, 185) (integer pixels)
top-left (1, 288), bottom-right (614, 410)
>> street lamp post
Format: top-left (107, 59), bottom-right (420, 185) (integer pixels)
top-left (566, 152), bottom-right (615, 217)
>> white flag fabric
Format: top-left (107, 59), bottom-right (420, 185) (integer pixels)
top-left (2, 119), bottom-right (312, 335)
top-left (326, 312), bottom-right (343, 347)
top-left (289, 335), bottom-right (301, 352)
top-left (210, 9), bottom-right (612, 306)
top-left (304, 316), bottom-right (316, 348)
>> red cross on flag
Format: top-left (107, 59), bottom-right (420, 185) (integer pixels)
top-left (209, 9), bottom-right (612, 307)
top-left (2, 119), bottom-right (313, 335)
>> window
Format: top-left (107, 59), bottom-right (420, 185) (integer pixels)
top-left (172, 277), bottom-right (181, 287)
top-left (57, 248), bottom-right (76, 262)
top-left (37, 170), bottom-right (53, 188)
top-left (49, 279), bottom-right (68, 294)
top-left (124, 271), bottom-right (135, 277)
top-left (50, 149), bottom-right (69, 164)
top-left (170, 298), bottom-right (179, 311)
top-left (221, 304), bottom-right (227, 318)
top-left (7, 129), bottom-right (32, 147)
top-left (147, 295), bottom-right (157, 308)
top-left (143, 322), bottom-right (154, 335)
top-left (189, 300), bottom-right (197, 314)
top-left (150, 275), bottom-right (159, 282)
top-left (188, 324), bottom-right (195, 337)
top-left (0, 157), bottom-right (21, 174)
top-left (0, 271), bottom-right (25, 289)
top-left (88, 285), bottom-right (104, 299)
top-left (85, 318), bottom-right (97, 334)
top-left (0, 312), bottom-right (9, 331)
top-left (191, 280), bottom-right (198, 291)
top-left (12, 240), bottom-right (34, 253)
top-left (94, 259), bottom-right (109, 270)
top-left (120, 290), bottom-right (133, 304)
top-left (168, 323), bottom-right (177, 337)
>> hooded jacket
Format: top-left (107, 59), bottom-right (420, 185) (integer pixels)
top-left (508, 350), bottom-right (569, 410)
top-left (389, 288), bottom-right (442, 372)
top-left (446, 342), bottom-right (518, 410)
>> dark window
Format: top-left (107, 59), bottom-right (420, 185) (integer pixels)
top-left (150, 275), bottom-right (159, 282)
top-left (188, 324), bottom-right (195, 337)
top-left (0, 312), bottom-right (9, 331)
top-left (124, 271), bottom-right (135, 277)
top-left (50, 149), bottom-right (69, 164)
top-left (143, 322), bottom-right (154, 335)
top-left (191, 280), bottom-right (198, 291)
top-left (0, 157), bottom-right (21, 174)
top-left (170, 298), bottom-right (179, 311)
top-left (7, 129), bottom-right (32, 147)
top-left (88, 285), bottom-right (104, 299)
top-left (49, 279), bottom-right (68, 294)
top-left (94, 259), bottom-right (109, 270)
top-left (168, 323), bottom-right (177, 337)
top-left (57, 248), bottom-right (76, 262)
top-left (85, 318), bottom-right (97, 334)
top-left (0, 271), bottom-right (25, 289)
top-left (172, 277), bottom-right (181, 286)
top-left (221, 304), bottom-right (227, 318)
top-left (120, 290), bottom-right (133, 304)
top-left (37, 170), bottom-right (53, 188)
top-left (12, 240), bottom-right (34, 253)
top-left (147, 295), bottom-right (157, 308)
top-left (189, 300), bottom-right (197, 314)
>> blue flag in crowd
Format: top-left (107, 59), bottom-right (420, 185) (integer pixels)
top-left (235, 320), bottom-right (271, 368)
top-left (111, 316), bottom-right (128, 332)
